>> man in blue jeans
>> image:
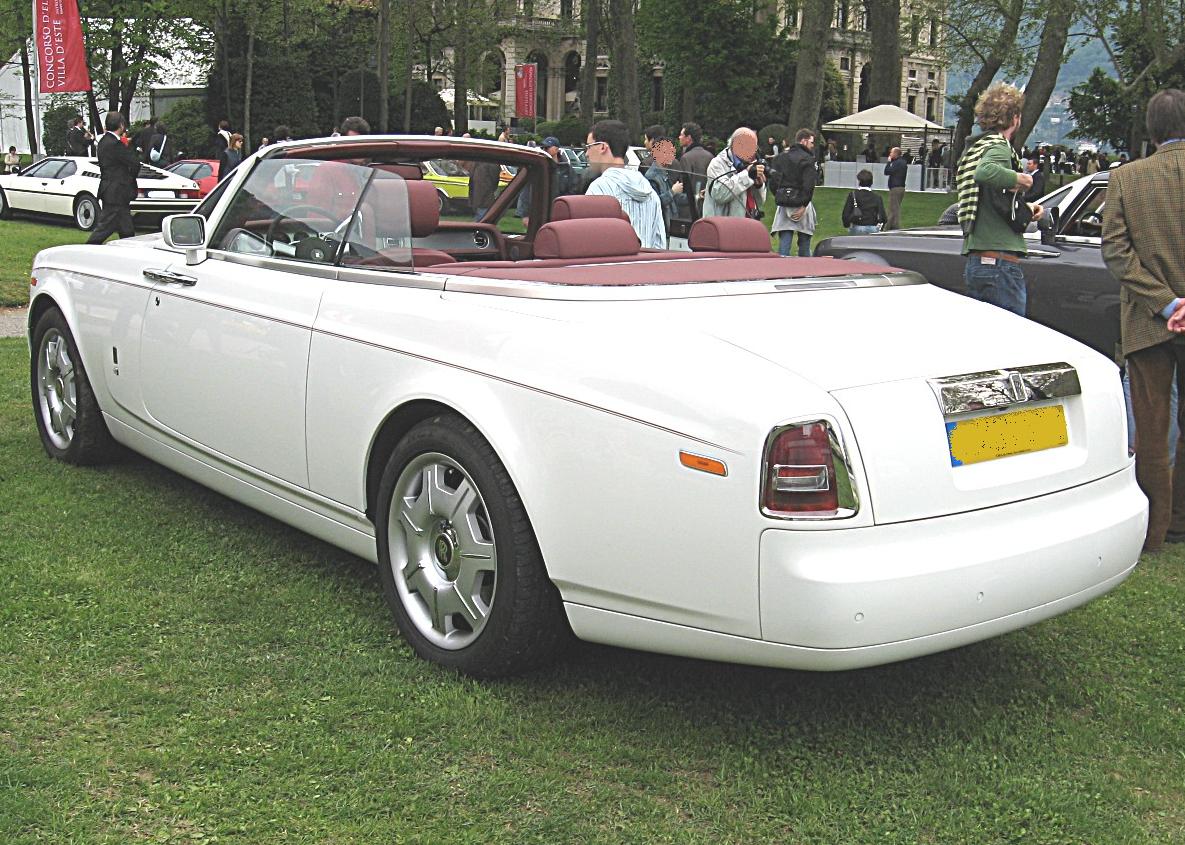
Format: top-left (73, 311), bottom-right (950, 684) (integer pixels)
top-left (954, 82), bottom-right (1044, 315)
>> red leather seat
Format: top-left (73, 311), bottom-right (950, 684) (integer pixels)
top-left (533, 218), bottom-right (641, 259)
top-left (688, 217), bottom-right (773, 253)
top-left (550, 194), bottom-right (630, 222)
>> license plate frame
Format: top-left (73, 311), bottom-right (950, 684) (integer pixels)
top-left (946, 405), bottom-right (1068, 467)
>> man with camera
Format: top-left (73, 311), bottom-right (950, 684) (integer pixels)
top-left (703, 127), bottom-right (767, 219)
top-left (769, 128), bottom-right (818, 256)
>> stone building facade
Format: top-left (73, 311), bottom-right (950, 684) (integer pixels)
top-left (434, 0), bottom-right (948, 127)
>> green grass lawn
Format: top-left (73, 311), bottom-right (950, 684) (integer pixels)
top-left (0, 218), bottom-right (89, 307)
top-left (2, 332), bottom-right (1184, 842)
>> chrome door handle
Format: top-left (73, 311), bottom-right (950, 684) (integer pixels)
top-left (143, 268), bottom-right (197, 286)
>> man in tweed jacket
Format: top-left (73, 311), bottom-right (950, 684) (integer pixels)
top-left (1102, 88), bottom-right (1185, 552)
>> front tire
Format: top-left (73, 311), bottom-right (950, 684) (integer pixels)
top-left (74, 194), bottom-right (98, 231)
top-left (31, 308), bottom-right (117, 465)
top-left (0, 186), bottom-right (11, 219)
top-left (375, 414), bottom-right (567, 677)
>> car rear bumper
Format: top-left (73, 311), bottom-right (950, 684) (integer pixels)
top-left (564, 464), bottom-right (1145, 671)
top-left (130, 198), bottom-right (198, 215)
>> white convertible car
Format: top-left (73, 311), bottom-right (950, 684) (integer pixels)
top-left (27, 136), bottom-right (1146, 677)
top-left (0, 155), bottom-right (199, 230)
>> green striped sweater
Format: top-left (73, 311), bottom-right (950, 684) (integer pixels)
top-left (956, 132), bottom-right (1019, 235)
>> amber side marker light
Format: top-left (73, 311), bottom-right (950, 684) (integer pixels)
top-left (679, 451), bottom-right (728, 477)
top-left (30, 275), bottom-right (38, 287)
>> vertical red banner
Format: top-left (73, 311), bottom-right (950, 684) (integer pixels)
top-left (34, 0), bottom-right (93, 93)
top-left (515, 63), bottom-right (537, 118)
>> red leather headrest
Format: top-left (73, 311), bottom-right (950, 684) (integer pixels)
top-left (534, 218), bottom-right (641, 259)
top-left (403, 179), bottom-right (440, 237)
top-left (551, 194), bottom-right (630, 222)
top-left (688, 217), bottom-right (772, 253)
top-left (372, 162), bottom-right (423, 180)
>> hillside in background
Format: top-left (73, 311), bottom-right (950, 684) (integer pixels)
top-left (942, 38), bottom-right (1116, 145)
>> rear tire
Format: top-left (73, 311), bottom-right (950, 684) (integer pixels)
top-left (74, 194), bottom-right (98, 231)
top-left (375, 413), bottom-right (568, 677)
top-left (30, 307), bottom-right (118, 465)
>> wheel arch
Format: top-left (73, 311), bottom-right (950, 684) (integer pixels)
top-left (365, 398), bottom-right (477, 524)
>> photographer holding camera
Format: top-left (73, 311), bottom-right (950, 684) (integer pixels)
top-left (769, 128), bottom-right (819, 256)
top-left (703, 127), bottom-right (768, 219)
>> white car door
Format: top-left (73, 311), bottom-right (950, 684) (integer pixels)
top-left (139, 254), bottom-right (329, 489)
top-left (9, 158), bottom-right (64, 212)
top-left (41, 159), bottom-right (81, 217)
top-left (137, 157), bottom-right (367, 489)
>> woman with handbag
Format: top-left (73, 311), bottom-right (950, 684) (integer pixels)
top-left (841, 169), bottom-right (887, 234)
top-left (769, 128), bottom-right (818, 256)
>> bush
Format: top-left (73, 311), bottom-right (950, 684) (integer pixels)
top-left (42, 99), bottom-right (87, 156)
top-left (159, 98), bottom-right (211, 161)
top-left (388, 80), bottom-right (453, 135)
top-left (758, 123), bottom-right (790, 147)
top-left (536, 115), bottom-right (589, 146)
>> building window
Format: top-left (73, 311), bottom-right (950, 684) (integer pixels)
top-left (907, 95), bottom-right (916, 114)
top-left (909, 16), bottom-right (920, 46)
top-left (561, 0), bottom-right (572, 17)
top-left (926, 97), bottom-right (935, 122)
top-left (928, 70), bottom-right (935, 82)
top-left (652, 74), bottom-right (664, 112)
top-left (928, 19), bottom-right (938, 46)
top-left (595, 76), bottom-right (607, 112)
top-left (840, 56), bottom-right (850, 71)
top-left (522, 0), bottom-right (533, 16)
top-left (908, 68), bottom-right (917, 80)
top-left (784, 0), bottom-right (799, 27)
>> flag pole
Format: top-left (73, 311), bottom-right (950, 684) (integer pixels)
top-left (30, 0), bottom-right (41, 156)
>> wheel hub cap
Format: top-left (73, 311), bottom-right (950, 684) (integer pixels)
top-left (433, 522), bottom-right (460, 579)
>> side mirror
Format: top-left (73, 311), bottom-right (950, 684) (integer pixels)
top-left (162, 213), bottom-right (207, 265)
top-left (1039, 206), bottom-right (1060, 245)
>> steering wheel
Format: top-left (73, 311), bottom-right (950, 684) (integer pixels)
top-left (266, 204), bottom-right (337, 247)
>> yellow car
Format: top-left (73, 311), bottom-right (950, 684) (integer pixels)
top-left (420, 158), bottom-right (517, 213)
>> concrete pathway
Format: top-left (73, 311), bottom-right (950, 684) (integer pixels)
top-left (1, 307), bottom-right (28, 339)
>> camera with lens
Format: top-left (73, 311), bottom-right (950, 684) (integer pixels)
top-left (747, 156), bottom-right (775, 182)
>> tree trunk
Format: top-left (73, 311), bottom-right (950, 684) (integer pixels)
top-left (19, 41), bottom-right (37, 154)
top-left (950, 0), bottom-right (1023, 165)
top-left (865, 0), bottom-right (901, 153)
top-left (378, 0), bottom-right (392, 132)
top-left (243, 26), bottom-right (256, 147)
top-left (607, 0), bottom-right (641, 137)
top-left (452, 0), bottom-right (470, 134)
top-left (120, 38), bottom-right (150, 118)
top-left (404, 31), bottom-right (415, 132)
top-left (579, 0), bottom-right (600, 120)
top-left (218, 1), bottom-right (233, 127)
top-left (1014, 0), bottom-right (1074, 149)
top-left (108, 19), bottom-right (124, 113)
top-left (787, 0), bottom-right (835, 132)
top-left (681, 75), bottom-right (695, 123)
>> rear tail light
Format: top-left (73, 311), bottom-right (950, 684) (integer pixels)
top-left (181, 189), bottom-right (199, 199)
top-left (762, 420), bottom-right (859, 519)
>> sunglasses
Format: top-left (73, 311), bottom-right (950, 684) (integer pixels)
top-left (581, 141), bottom-right (607, 151)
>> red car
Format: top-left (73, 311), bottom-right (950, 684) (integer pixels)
top-left (165, 159), bottom-right (221, 197)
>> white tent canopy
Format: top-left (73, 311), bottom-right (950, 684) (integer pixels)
top-left (822, 104), bottom-right (947, 134)
top-left (438, 88), bottom-right (498, 108)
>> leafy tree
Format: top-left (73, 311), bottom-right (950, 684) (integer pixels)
top-left (160, 98), bottom-right (214, 159)
top-left (388, 80), bottom-right (454, 134)
top-left (43, 100), bottom-right (88, 156)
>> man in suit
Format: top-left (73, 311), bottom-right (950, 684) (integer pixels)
top-left (1102, 87), bottom-right (1185, 552)
top-left (87, 112), bottom-right (141, 244)
top-left (1023, 157), bottom-right (1046, 202)
top-left (883, 147), bottom-right (908, 228)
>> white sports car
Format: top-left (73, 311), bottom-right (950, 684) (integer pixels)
top-left (0, 155), bottom-right (200, 230)
top-left (26, 135), bottom-right (1146, 677)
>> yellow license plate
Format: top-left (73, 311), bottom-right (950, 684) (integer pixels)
top-left (946, 405), bottom-right (1068, 466)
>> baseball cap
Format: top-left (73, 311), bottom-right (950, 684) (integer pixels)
top-left (542, 136), bottom-right (561, 149)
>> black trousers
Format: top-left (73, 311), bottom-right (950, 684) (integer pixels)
top-left (87, 200), bottom-right (135, 244)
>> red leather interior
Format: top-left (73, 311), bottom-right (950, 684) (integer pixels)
top-left (533, 218), bottom-right (641, 259)
top-left (688, 217), bottom-right (773, 253)
top-left (550, 195), bottom-right (630, 222)
top-left (404, 179), bottom-right (441, 237)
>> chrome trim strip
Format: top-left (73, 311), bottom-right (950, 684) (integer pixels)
top-left (760, 416), bottom-right (860, 521)
top-left (207, 249), bottom-right (342, 280)
top-left (442, 271), bottom-right (924, 301)
top-left (928, 362), bottom-right (1081, 416)
top-left (336, 266), bottom-right (446, 290)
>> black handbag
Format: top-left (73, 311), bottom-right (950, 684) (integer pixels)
top-left (775, 186), bottom-right (808, 207)
top-left (987, 186), bottom-right (1033, 233)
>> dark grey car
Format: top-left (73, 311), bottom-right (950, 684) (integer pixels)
top-left (815, 172), bottom-right (1116, 360)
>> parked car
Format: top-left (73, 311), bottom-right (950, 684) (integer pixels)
top-left (165, 158), bottom-right (221, 198)
top-left (27, 135), bottom-right (1144, 678)
top-left (0, 155), bottom-right (200, 230)
top-left (815, 172), bottom-right (1117, 360)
